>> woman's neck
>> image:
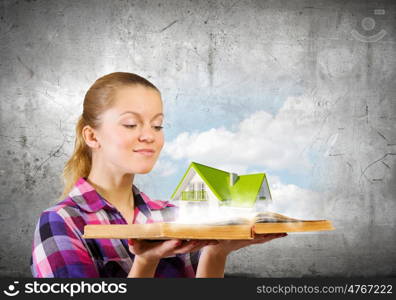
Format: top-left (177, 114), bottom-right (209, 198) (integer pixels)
top-left (86, 167), bottom-right (135, 209)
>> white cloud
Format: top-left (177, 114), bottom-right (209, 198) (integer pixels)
top-left (259, 175), bottom-right (325, 220)
top-left (151, 158), bottom-right (177, 177)
top-left (163, 95), bottom-right (320, 174)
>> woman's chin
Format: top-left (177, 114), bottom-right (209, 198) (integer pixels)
top-left (132, 165), bottom-right (153, 174)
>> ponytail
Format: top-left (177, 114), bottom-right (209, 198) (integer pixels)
top-left (58, 115), bottom-right (92, 200)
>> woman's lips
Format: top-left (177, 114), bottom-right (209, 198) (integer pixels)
top-left (133, 149), bottom-right (155, 156)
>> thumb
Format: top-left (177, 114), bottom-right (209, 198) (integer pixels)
top-left (128, 239), bottom-right (136, 253)
top-left (162, 239), bottom-right (182, 252)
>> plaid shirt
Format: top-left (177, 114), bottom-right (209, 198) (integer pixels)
top-left (30, 177), bottom-right (200, 278)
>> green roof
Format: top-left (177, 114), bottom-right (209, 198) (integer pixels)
top-left (170, 161), bottom-right (268, 207)
top-left (229, 173), bottom-right (266, 207)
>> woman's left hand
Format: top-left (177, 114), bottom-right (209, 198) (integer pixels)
top-left (203, 233), bottom-right (288, 257)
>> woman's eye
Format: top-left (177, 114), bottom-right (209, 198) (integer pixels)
top-left (123, 125), bottom-right (137, 128)
top-left (153, 126), bottom-right (163, 131)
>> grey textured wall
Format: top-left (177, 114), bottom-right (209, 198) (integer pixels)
top-left (1, 0), bottom-right (395, 277)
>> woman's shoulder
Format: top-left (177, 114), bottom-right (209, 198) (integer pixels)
top-left (36, 196), bottom-right (85, 233)
top-left (40, 196), bottom-right (81, 217)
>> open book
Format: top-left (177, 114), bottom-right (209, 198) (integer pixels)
top-left (82, 212), bottom-right (334, 240)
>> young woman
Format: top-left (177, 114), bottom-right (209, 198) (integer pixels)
top-left (30, 72), bottom-right (287, 278)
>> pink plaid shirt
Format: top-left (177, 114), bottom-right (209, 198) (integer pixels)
top-left (30, 177), bottom-right (200, 277)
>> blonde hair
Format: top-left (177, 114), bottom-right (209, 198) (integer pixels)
top-left (58, 72), bottom-right (160, 201)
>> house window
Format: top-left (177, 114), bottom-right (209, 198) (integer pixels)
top-left (181, 183), bottom-right (194, 200)
top-left (195, 182), bottom-right (207, 201)
top-left (181, 182), bottom-right (207, 201)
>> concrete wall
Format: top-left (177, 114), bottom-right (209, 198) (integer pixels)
top-left (0, 0), bottom-right (395, 277)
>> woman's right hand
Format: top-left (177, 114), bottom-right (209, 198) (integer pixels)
top-left (128, 238), bottom-right (216, 264)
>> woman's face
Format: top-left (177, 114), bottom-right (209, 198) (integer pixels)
top-left (93, 85), bottom-right (164, 174)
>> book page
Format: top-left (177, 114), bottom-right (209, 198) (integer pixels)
top-left (254, 212), bottom-right (301, 223)
top-left (170, 216), bottom-right (252, 226)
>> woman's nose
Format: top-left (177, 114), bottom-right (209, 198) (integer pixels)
top-left (138, 126), bottom-right (155, 143)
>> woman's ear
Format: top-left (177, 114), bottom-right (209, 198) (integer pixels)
top-left (82, 125), bottom-right (101, 149)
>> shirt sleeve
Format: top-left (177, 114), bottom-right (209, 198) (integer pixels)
top-left (31, 210), bottom-right (99, 278)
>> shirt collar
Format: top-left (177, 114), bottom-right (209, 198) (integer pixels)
top-left (69, 177), bottom-right (174, 213)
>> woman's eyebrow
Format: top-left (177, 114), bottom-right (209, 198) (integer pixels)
top-left (119, 111), bottom-right (164, 121)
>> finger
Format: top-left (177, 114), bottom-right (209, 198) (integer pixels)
top-left (195, 239), bottom-right (218, 246)
top-left (132, 239), bottom-right (179, 256)
top-left (183, 239), bottom-right (219, 253)
top-left (175, 240), bottom-right (200, 251)
top-left (174, 240), bottom-right (205, 254)
top-left (259, 233), bottom-right (287, 239)
top-left (251, 233), bottom-right (287, 244)
top-left (163, 239), bottom-right (183, 250)
top-left (205, 240), bottom-right (219, 245)
top-left (150, 239), bottom-right (183, 257)
top-left (188, 240), bottom-right (214, 252)
top-left (255, 233), bottom-right (286, 239)
top-left (128, 239), bottom-right (135, 246)
top-left (237, 234), bottom-right (285, 247)
top-left (134, 239), bottom-right (163, 252)
top-left (128, 239), bottom-right (139, 253)
top-left (179, 243), bottom-right (206, 254)
top-left (129, 242), bottom-right (149, 255)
